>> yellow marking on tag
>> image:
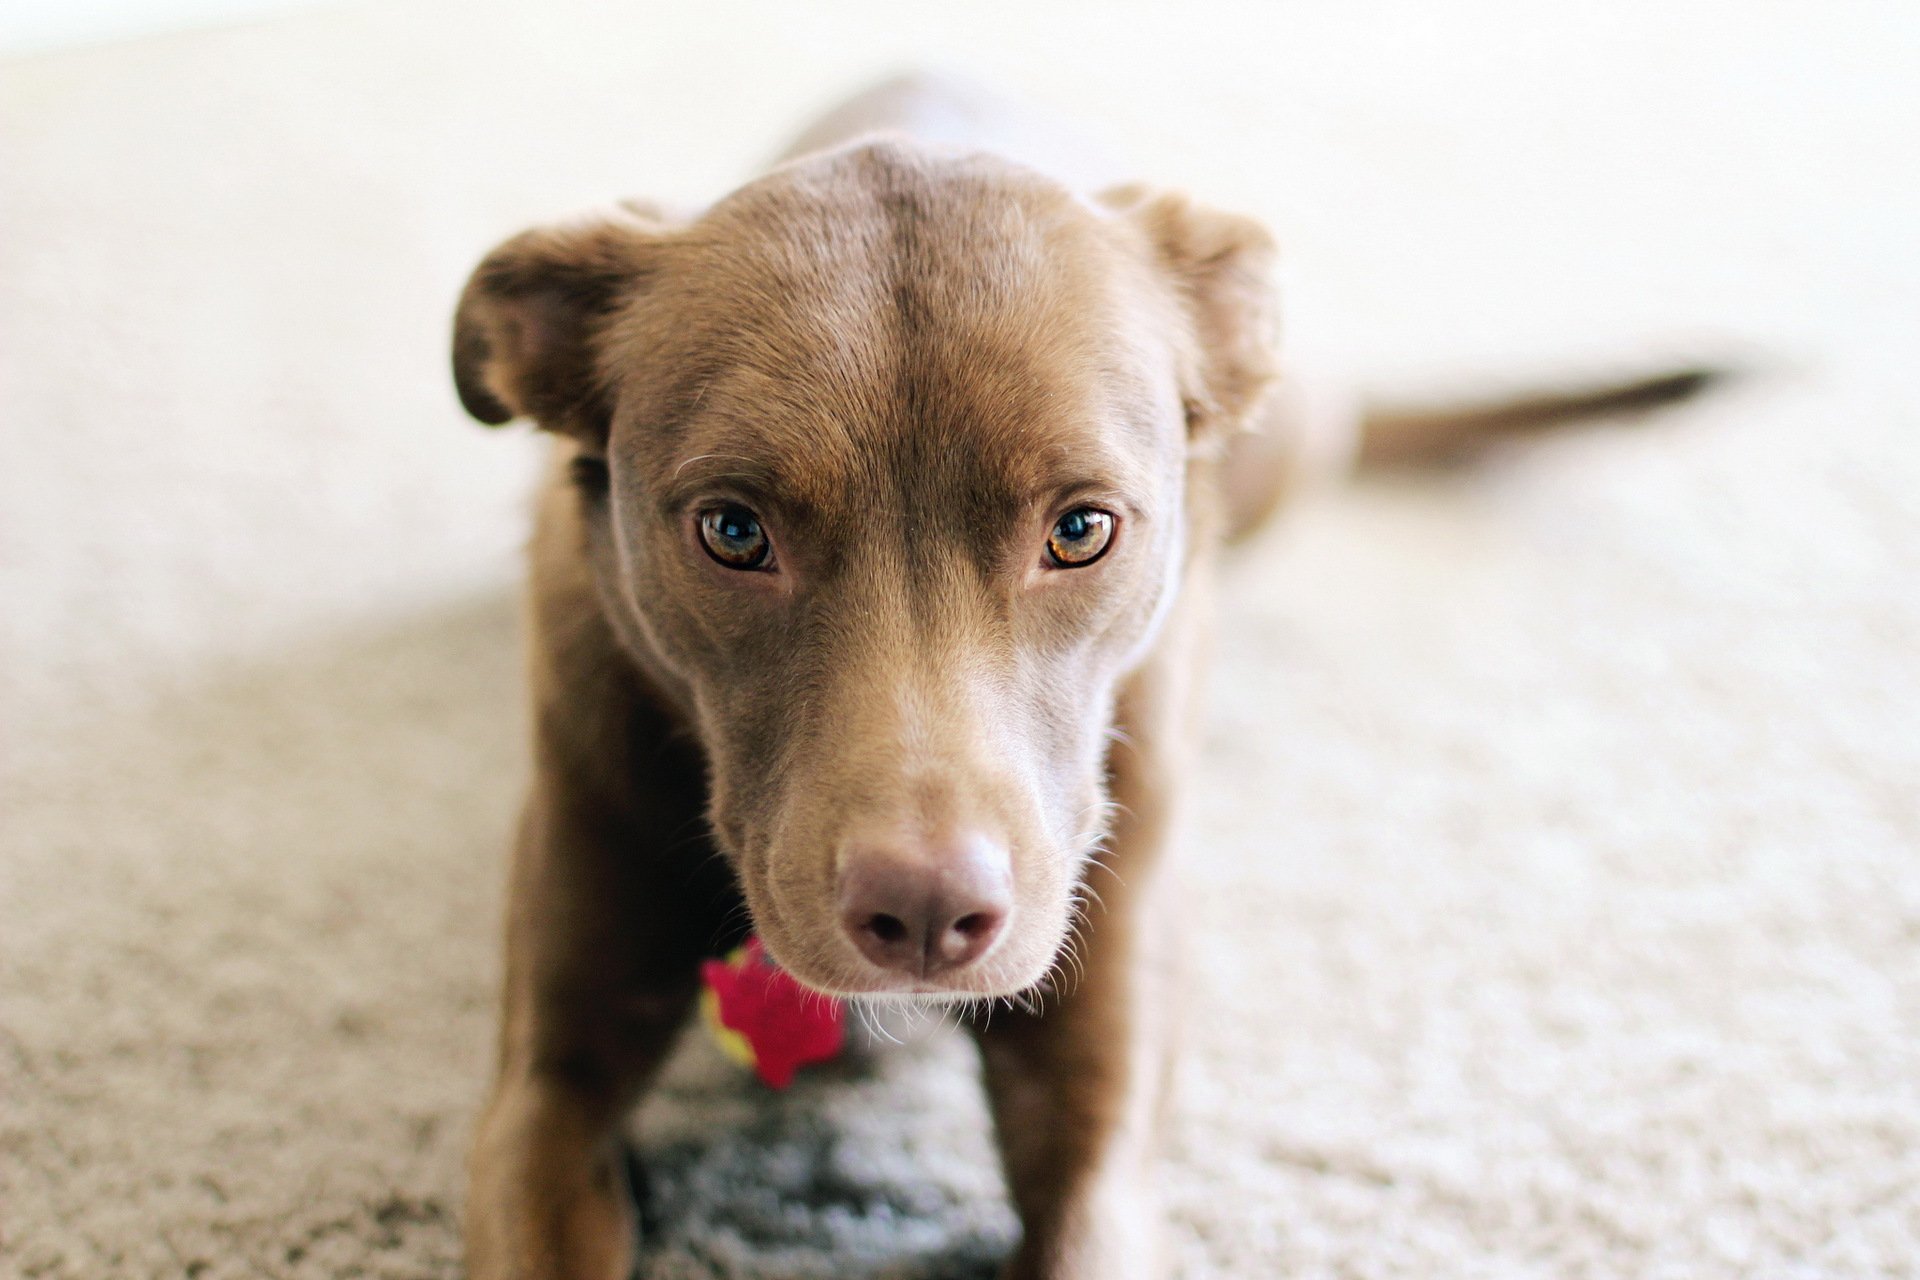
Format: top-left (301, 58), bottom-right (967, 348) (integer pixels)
top-left (701, 981), bottom-right (757, 1069)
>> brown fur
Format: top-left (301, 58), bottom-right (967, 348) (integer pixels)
top-left (450, 75), bottom-right (1720, 1279)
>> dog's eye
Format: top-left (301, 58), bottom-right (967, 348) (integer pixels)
top-left (698, 504), bottom-right (773, 570)
top-left (1045, 507), bottom-right (1116, 568)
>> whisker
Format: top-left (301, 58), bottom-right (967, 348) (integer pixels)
top-left (856, 1000), bottom-right (905, 1047)
top-left (1083, 849), bottom-right (1127, 891)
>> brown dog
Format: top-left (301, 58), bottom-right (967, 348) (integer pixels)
top-left (450, 76), bottom-right (1717, 1280)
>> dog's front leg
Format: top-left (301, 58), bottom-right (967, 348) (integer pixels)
top-left (973, 917), bottom-right (1177, 1280)
top-left (467, 1041), bottom-right (669, 1280)
top-left (466, 763), bottom-right (727, 1280)
top-left (973, 657), bottom-right (1189, 1280)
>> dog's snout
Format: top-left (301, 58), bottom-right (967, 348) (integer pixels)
top-left (837, 832), bottom-right (1012, 978)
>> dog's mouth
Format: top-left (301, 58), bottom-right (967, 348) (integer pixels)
top-left (757, 937), bottom-right (1064, 1002)
top-left (798, 974), bottom-right (1062, 1012)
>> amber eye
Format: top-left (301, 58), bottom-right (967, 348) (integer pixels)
top-left (698, 504), bottom-right (772, 570)
top-left (1045, 507), bottom-right (1116, 568)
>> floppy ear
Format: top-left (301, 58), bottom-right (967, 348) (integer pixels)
top-left (1100, 184), bottom-right (1281, 441)
top-left (451, 204), bottom-right (673, 443)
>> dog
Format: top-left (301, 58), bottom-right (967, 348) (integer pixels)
top-left (449, 75), bottom-right (1720, 1280)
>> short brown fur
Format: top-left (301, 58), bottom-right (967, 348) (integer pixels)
top-left (451, 76), bottom-right (1720, 1280)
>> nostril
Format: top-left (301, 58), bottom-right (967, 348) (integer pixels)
top-left (865, 913), bottom-right (908, 945)
top-left (951, 912), bottom-right (995, 940)
top-left (932, 906), bottom-right (1005, 970)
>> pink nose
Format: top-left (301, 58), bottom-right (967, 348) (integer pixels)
top-left (837, 832), bottom-right (1013, 978)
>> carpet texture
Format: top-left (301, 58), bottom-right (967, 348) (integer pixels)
top-left (4, 2), bottom-right (1917, 1277)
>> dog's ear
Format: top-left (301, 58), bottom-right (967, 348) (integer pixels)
top-left (1100, 184), bottom-right (1280, 441)
top-left (451, 203), bottom-right (675, 444)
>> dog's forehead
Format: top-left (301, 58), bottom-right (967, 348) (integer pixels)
top-left (620, 141), bottom-right (1178, 517)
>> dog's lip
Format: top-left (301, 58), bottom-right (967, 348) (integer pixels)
top-left (799, 970), bottom-right (1042, 1001)
top-left (799, 976), bottom-right (983, 998)
top-left (764, 957), bottom-right (1019, 1001)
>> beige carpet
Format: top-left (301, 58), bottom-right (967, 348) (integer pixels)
top-left (4, 2), bottom-right (1917, 1276)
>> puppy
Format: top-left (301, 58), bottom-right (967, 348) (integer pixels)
top-left (450, 75), bottom-right (1717, 1280)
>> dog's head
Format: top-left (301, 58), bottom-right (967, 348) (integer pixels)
top-left (453, 140), bottom-right (1276, 999)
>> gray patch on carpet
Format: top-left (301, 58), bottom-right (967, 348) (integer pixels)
top-left (632, 1019), bottom-right (1018, 1279)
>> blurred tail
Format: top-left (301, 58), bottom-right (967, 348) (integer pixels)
top-left (1355, 365), bottom-right (1730, 469)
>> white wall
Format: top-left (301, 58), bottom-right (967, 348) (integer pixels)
top-left (0, 0), bottom-right (322, 57)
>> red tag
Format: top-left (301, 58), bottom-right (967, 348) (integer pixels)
top-left (699, 937), bottom-right (845, 1088)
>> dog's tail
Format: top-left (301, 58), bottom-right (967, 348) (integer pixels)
top-left (1353, 364), bottom-right (1731, 469)
top-left (1222, 360), bottom-right (1740, 542)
